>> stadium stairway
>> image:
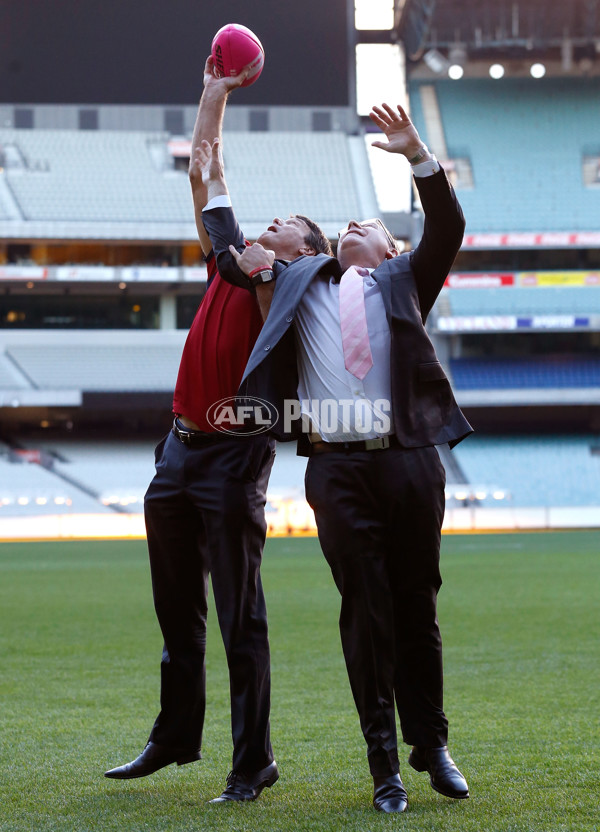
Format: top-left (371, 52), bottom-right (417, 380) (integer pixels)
top-left (0, 440), bottom-right (115, 516)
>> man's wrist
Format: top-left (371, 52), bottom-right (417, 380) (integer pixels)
top-left (248, 267), bottom-right (275, 287)
top-left (408, 145), bottom-right (431, 165)
top-left (203, 194), bottom-right (232, 212)
top-left (202, 79), bottom-right (229, 99)
top-left (411, 154), bottom-right (440, 177)
top-left (205, 180), bottom-right (228, 201)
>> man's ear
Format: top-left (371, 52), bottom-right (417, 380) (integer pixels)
top-left (385, 248), bottom-right (398, 260)
top-left (299, 245), bottom-right (316, 257)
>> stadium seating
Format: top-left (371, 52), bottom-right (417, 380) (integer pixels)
top-left (5, 343), bottom-right (183, 391)
top-left (1, 130), bottom-right (189, 224)
top-left (0, 438), bottom-right (310, 519)
top-left (3, 434), bottom-right (597, 518)
top-left (0, 442), bottom-right (114, 515)
top-left (221, 132), bottom-right (361, 222)
top-left (0, 129), bottom-right (363, 233)
top-left (409, 77), bottom-right (600, 233)
top-left (450, 356), bottom-right (600, 389)
top-left (453, 434), bottom-right (600, 507)
top-left (0, 331), bottom-right (187, 395)
top-left (445, 287), bottom-right (600, 317)
top-left (27, 438), bottom-right (157, 508)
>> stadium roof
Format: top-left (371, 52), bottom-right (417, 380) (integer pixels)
top-left (398, 0), bottom-right (600, 60)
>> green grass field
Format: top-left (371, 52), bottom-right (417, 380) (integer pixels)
top-left (0, 531), bottom-right (598, 832)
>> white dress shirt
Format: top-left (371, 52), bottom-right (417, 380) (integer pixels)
top-left (294, 271), bottom-right (393, 440)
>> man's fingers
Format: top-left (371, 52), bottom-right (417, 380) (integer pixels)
top-left (371, 102), bottom-right (413, 137)
top-left (196, 138), bottom-right (213, 160)
top-left (369, 111), bottom-right (388, 130)
top-left (194, 144), bottom-right (209, 166)
top-left (225, 62), bottom-right (252, 88)
top-left (371, 141), bottom-right (390, 152)
top-left (237, 62), bottom-right (253, 81)
top-left (228, 245), bottom-right (242, 262)
top-left (371, 104), bottom-right (393, 124)
top-left (210, 137), bottom-right (223, 162)
top-left (371, 105), bottom-right (389, 121)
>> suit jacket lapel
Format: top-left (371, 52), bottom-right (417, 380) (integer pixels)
top-left (243, 253), bottom-right (338, 381)
top-left (371, 260), bottom-right (392, 318)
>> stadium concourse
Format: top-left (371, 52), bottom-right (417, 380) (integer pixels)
top-left (1, 0), bottom-right (600, 537)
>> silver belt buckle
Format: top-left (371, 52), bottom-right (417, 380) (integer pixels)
top-left (173, 418), bottom-right (193, 445)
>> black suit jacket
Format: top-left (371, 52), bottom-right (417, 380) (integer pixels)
top-left (202, 168), bottom-right (473, 450)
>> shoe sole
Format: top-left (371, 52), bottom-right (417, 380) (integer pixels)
top-left (104, 756), bottom-right (199, 779)
top-left (242, 769), bottom-right (280, 801)
top-left (430, 782), bottom-right (470, 799)
top-left (260, 770), bottom-right (280, 791)
top-left (373, 803), bottom-right (408, 813)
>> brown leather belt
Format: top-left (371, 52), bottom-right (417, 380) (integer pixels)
top-left (308, 433), bottom-right (399, 454)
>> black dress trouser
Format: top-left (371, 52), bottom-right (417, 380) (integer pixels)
top-left (305, 444), bottom-right (448, 777)
top-left (143, 429), bottom-right (275, 773)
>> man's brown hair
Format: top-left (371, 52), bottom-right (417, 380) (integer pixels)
top-left (296, 214), bottom-right (333, 256)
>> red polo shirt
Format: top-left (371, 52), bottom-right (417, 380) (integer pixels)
top-left (172, 251), bottom-right (262, 432)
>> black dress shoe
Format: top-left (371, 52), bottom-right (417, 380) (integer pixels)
top-left (209, 761), bottom-right (279, 803)
top-left (373, 773), bottom-right (408, 813)
top-left (408, 745), bottom-right (469, 799)
top-left (104, 741), bottom-right (201, 779)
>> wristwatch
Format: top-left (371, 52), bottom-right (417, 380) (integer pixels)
top-left (408, 145), bottom-right (429, 165)
top-left (249, 268), bottom-right (275, 288)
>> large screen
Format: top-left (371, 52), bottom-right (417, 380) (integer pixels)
top-left (1, 0), bottom-right (350, 106)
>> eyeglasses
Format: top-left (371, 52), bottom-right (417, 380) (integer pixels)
top-left (338, 218), bottom-right (397, 251)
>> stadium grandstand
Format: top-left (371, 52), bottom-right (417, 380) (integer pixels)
top-left (1, 0), bottom-right (599, 537)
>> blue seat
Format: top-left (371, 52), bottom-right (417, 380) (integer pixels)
top-left (450, 357), bottom-right (600, 389)
top-left (453, 435), bottom-right (600, 506)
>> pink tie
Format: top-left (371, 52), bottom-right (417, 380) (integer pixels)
top-left (339, 266), bottom-right (373, 380)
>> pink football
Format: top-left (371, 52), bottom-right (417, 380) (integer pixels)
top-left (211, 24), bottom-right (265, 87)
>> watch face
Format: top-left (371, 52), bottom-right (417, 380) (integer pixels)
top-left (251, 269), bottom-right (273, 287)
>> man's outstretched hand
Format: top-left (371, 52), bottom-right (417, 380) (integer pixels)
top-left (203, 55), bottom-right (251, 94)
top-left (369, 103), bottom-right (426, 160)
top-left (195, 137), bottom-right (227, 198)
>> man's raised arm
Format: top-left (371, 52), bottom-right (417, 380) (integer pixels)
top-left (188, 56), bottom-right (249, 255)
top-left (195, 137), bottom-right (258, 291)
top-left (369, 103), bottom-right (465, 320)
